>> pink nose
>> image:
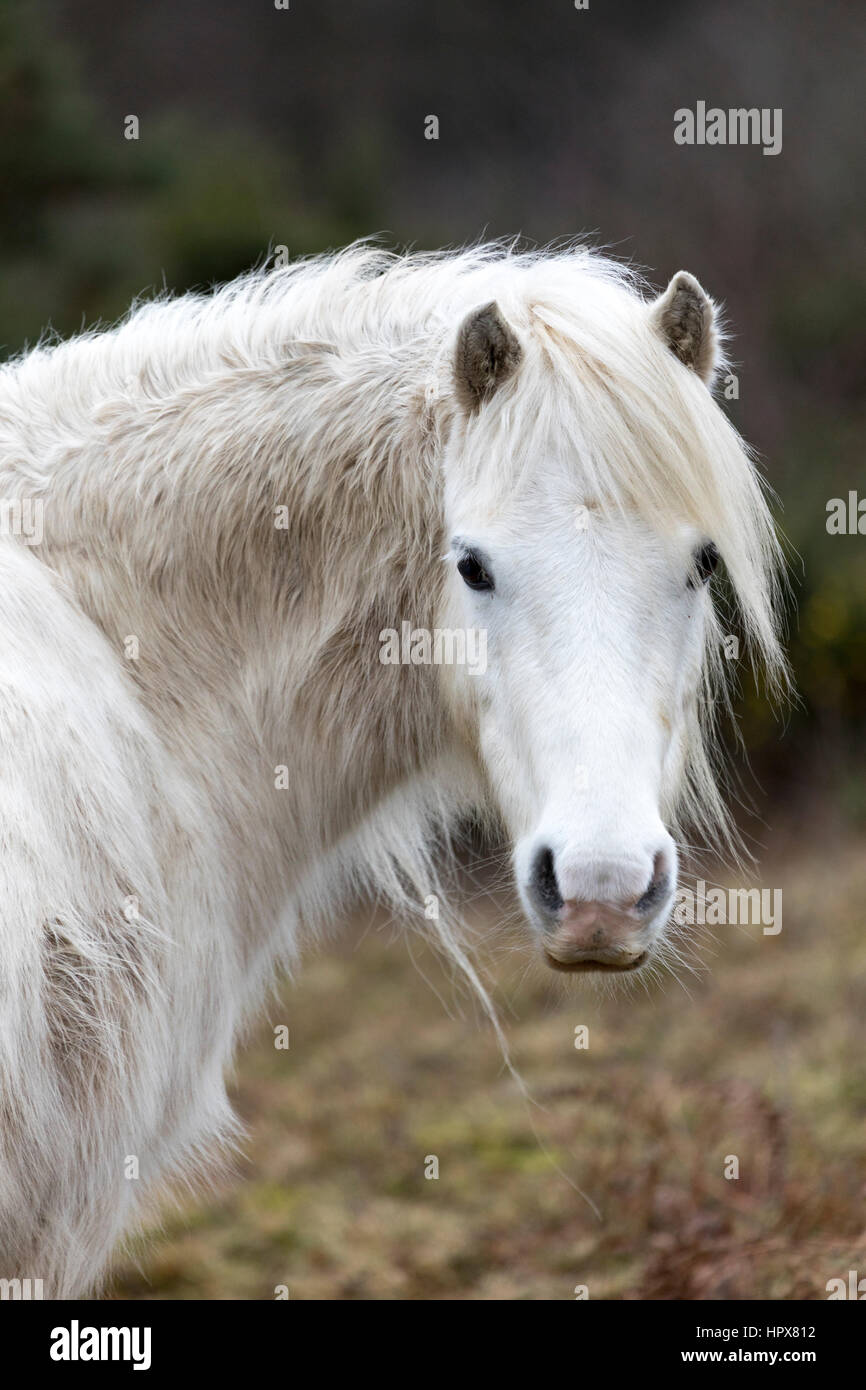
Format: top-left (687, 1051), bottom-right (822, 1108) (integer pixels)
top-left (548, 899), bottom-right (647, 970)
top-left (529, 846), bottom-right (673, 972)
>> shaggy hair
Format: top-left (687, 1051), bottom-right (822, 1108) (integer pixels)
top-left (0, 243), bottom-right (786, 1295)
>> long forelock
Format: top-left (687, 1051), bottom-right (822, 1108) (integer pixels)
top-left (443, 252), bottom-right (789, 863)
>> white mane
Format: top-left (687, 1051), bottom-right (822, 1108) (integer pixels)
top-left (0, 243), bottom-right (787, 1295)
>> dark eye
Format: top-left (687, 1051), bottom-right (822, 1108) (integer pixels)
top-left (690, 541), bottom-right (720, 588)
top-left (457, 551), bottom-right (494, 592)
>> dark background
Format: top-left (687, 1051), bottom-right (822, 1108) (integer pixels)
top-left (3, 1), bottom-right (865, 1299)
top-left (3, 0), bottom-right (865, 812)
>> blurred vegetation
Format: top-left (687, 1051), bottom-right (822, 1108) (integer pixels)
top-left (0, 1), bottom-right (379, 350)
top-left (111, 843), bottom-right (866, 1299)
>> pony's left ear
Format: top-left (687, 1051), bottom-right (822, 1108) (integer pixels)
top-left (650, 271), bottom-right (719, 385)
top-left (454, 301), bottom-right (522, 411)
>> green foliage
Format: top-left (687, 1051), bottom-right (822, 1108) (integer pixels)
top-left (763, 271), bottom-right (866, 785)
top-left (0, 4), bottom-right (372, 355)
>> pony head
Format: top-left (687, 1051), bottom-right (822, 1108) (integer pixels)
top-left (437, 253), bottom-right (786, 978)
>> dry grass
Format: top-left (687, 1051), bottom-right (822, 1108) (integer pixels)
top-left (110, 833), bottom-right (866, 1300)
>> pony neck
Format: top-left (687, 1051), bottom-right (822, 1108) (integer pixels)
top-left (29, 343), bottom-right (456, 913)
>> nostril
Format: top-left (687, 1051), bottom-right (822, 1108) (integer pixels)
top-left (530, 845), bottom-right (563, 915)
top-left (635, 850), bottom-right (672, 915)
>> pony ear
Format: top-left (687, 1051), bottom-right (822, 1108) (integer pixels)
top-left (650, 271), bottom-right (719, 385)
top-left (455, 301), bottom-right (522, 410)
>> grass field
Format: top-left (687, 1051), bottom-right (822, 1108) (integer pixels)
top-left (110, 829), bottom-right (866, 1300)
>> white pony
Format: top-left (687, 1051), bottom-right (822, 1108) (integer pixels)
top-left (0, 244), bottom-right (785, 1297)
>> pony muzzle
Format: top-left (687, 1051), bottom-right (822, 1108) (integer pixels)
top-left (526, 840), bottom-right (676, 973)
top-left (543, 901), bottom-right (652, 973)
